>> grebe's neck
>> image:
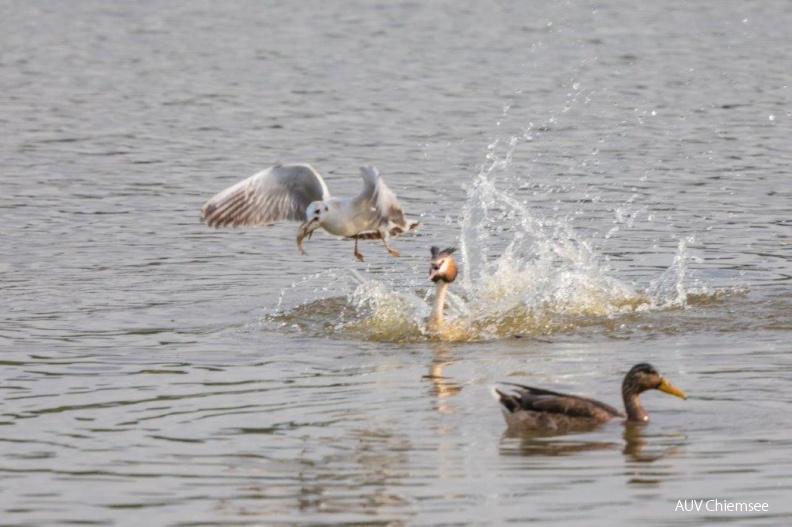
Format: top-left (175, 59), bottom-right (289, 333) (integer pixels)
top-left (427, 280), bottom-right (450, 330)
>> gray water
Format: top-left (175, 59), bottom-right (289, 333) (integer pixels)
top-left (2, 1), bottom-right (791, 525)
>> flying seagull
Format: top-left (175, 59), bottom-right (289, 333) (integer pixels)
top-left (200, 163), bottom-right (418, 261)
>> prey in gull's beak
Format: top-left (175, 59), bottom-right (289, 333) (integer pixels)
top-left (296, 218), bottom-right (321, 255)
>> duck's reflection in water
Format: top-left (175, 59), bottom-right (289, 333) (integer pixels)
top-left (623, 423), bottom-right (687, 463)
top-left (498, 423), bottom-right (687, 461)
top-left (622, 423), bottom-right (653, 461)
top-left (622, 423), bottom-right (687, 487)
top-left (500, 428), bottom-right (617, 457)
top-left (423, 344), bottom-right (462, 414)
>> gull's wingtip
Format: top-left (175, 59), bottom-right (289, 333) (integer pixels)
top-left (200, 201), bottom-right (217, 227)
top-left (360, 165), bottom-right (379, 178)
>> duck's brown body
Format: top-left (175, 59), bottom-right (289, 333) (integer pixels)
top-left (496, 363), bottom-right (686, 432)
top-left (497, 384), bottom-right (624, 431)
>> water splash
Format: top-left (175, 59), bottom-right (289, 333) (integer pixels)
top-left (645, 237), bottom-right (706, 309)
top-left (266, 122), bottom-right (730, 342)
top-left (266, 166), bottom-right (720, 342)
top-left (435, 170), bottom-right (650, 340)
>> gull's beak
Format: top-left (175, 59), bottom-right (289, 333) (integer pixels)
top-left (296, 219), bottom-right (319, 255)
top-left (658, 377), bottom-right (687, 400)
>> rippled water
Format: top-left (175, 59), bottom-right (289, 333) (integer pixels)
top-left (2, 1), bottom-right (791, 525)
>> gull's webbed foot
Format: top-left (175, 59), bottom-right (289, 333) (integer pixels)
top-left (353, 237), bottom-right (365, 262)
top-left (377, 231), bottom-right (400, 258)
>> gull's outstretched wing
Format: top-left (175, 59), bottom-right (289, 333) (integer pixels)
top-left (201, 164), bottom-right (331, 228)
top-left (352, 165), bottom-right (412, 231)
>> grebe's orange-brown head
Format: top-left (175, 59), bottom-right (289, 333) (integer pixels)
top-left (429, 247), bottom-right (457, 283)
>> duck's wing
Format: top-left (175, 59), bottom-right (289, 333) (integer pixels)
top-left (201, 164), bottom-right (331, 227)
top-left (497, 383), bottom-right (624, 420)
top-left (351, 165), bottom-right (416, 232)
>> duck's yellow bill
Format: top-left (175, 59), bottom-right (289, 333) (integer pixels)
top-left (658, 378), bottom-right (687, 399)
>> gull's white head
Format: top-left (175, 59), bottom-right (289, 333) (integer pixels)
top-left (296, 201), bottom-right (330, 255)
top-left (429, 246), bottom-right (458, 283)
top-left (304, 201), bottom-right (329, 231)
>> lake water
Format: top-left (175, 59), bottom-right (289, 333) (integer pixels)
top-left (2, 1), bottom-right (791, 525)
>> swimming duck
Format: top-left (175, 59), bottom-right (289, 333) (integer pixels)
top-left (496, 363), bottom-right (686, 431)
top-left (427, 246), bottom-right (458, 331)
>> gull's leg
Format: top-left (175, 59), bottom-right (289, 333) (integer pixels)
top-left (353, 236), bottom-right (365, 262)
top-left (379, 231), bottom-right (400, 257)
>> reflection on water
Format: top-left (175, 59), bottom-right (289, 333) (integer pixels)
top-left (499, 422), bottom-right (687, 468)
top-left (501, 433), bottom-right (618, 458)
top-left (622, 425), bottom-right (688, 488)
top-left (622, 424), bottom-right (687, 465)
top-left (424, 345), bottom-right (463, 414)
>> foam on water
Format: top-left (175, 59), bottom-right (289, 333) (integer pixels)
top-left (267, 197), bottom-right (718, 343)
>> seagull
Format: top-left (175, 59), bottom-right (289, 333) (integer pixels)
top-left (200, 163), bottom-right (419, 261)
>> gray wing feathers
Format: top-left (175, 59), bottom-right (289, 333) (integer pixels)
top-left (355, 165), bottom-right (409, 229)
top-left (201, 164), bottom-right (330, 228)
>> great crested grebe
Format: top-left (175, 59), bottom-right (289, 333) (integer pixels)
top-left (427, 246), bottom-right (458, 331)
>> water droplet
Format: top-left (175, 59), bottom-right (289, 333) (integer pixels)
top-left (768, 114), bottom-right (776, 121)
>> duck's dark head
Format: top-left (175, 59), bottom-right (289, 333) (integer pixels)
top-left (429, 246), bottom-right (457, 283)
top-left (623, 363), bottom-right (687, 400)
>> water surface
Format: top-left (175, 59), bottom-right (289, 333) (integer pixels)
top-left (1, 1), bottom-right (791, 525)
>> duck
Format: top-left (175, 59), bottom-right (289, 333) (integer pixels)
top-left (495, 363), bottom-right (686, 431)
top-left (201, 164), bottom-right (418, 261)
top-left (427, 246), bottom-right (458, 331)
